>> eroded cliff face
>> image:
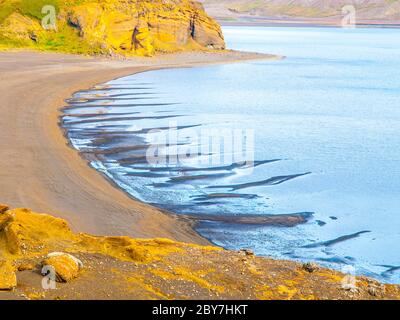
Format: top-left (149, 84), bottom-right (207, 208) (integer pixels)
top-left (0, 0), bottom-right (225, 56)
top-left (65, 0), bottom-right (225, 56)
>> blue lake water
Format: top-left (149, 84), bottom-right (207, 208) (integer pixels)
top-left (62, 26), bottom-right (400, 283)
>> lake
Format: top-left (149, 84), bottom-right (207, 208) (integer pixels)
top-left (62, 26), bottom-right (400, 283)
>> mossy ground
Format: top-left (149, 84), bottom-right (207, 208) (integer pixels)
top-left (0, 0), bottom-right (105, 54)
top-left (0, 0), bottom-right (58, 24)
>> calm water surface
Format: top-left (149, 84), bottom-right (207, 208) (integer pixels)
top-left (62, 27), bottom-right (400, 283)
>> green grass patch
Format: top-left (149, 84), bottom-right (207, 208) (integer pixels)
top-left (18, 0), bottom-right (60, 20)
top-left (0, 0), bottom-right (103, 55)
top-left (0, 0), bottom-right (59, 24)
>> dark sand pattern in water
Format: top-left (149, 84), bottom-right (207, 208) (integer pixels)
top-left (61, 81), bottom-right (312, 231)
top-left (302, 231), bottom-right (372, 248)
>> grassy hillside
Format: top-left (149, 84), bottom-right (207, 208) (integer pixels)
top-left (0, 0), bottom-right (60, 24)
top-left (0, 0), bottom-right (225, 56)
top-left (0, 0), bottom-right (93, 54)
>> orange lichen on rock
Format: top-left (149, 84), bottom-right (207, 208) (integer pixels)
top-left (0, 260), bottom-right (17, 290)
top-left (0, 207), bottom-right (216, 264)
top-left (42, 252), bottom-right (83, 282)
top-left (78, 235), bottom-right (193, 263)
top-left (0, 208), bottom-right (78, 259)
top-left (150, 266), bottom-right (225, 294)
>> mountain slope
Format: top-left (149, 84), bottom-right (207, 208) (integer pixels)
top-left (199, 0), bottom-right (400, 24)
top-left (0, 0), bottom-right (225, 56)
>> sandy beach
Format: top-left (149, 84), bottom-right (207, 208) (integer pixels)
top-left (0, 50), bottom-right (278, 244)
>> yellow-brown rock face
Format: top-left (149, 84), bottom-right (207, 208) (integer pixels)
top-left (67, 0), bottom-right (225, 56)
top-left (0, 12), bottom-right (43, 42)
top-left (0, 0), bottom-right (225, 56)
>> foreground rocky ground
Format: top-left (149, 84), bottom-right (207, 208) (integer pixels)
top-left (0, 204), bottom-right (399, 300)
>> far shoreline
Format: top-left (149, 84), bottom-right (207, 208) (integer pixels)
top-left (218, 18), bottom-right (400, 29)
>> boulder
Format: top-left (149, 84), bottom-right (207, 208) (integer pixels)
top-left (302, 262), bottom-right (320, 273)
top-left (42, 252), bottom-right (83, 282)
top-left (0, 261), bottom-right (17, 290)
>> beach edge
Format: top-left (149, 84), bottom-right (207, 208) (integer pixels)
top-left (0, 50), bottom-right (281, 246)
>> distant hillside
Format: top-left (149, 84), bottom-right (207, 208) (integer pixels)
top-left (0, 0), bottom-right (225, 56)
top-left (199, 0), bottom-right (400, 25)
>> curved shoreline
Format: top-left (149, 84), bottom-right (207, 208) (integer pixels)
top-left (0, 50), bottom-right (280, 245)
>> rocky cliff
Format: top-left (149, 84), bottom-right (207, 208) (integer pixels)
top-left (0, 0), bottom-right (225, 56)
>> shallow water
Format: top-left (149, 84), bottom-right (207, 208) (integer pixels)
top-left (62, 26), bottom-right (400, 283)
